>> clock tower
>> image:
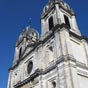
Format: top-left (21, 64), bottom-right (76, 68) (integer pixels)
top-left (8, 0), bottom-right (88, 88)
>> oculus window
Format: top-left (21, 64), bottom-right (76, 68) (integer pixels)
top-left (27, 61), bottom-right (33, 74)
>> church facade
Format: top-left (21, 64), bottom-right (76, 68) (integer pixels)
top-left (7, 0), bottom-right (88, 88)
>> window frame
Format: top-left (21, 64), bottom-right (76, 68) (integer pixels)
top-left (64, 15), bottom-right (71, 28)
top-left (48, 16), bottom-right (54, 30)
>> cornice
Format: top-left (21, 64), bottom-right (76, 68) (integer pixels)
top-left (82, 35), bottom-right (88, 42)
top-left (69, 31), bottom-right (82, 40)
top-left (14, 69), bottom-right (40, 88)
top-left (69, 31), bottom-right (88, 42)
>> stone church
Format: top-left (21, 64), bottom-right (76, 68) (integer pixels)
top-left (7, 0), bottom-right (88, 88)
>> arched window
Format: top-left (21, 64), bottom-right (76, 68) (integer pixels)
top-left (19, 47), bottom-right (22, 59)
top-left (49, 16), bottom-right (54, 30)
top-left (64, 15), bottom-right (70, 28)
top-left (52, 81), bottom-right (56, 88)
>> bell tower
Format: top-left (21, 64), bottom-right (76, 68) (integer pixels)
top-left (41, 0), bottom-right (81, 37)
top-left (8, 0), bottom-right (88, 88)
top-left (13, 26), bottom-right (39, 66)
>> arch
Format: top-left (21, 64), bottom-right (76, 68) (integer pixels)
top-left (52, 81), bottom-right (56, 88)
top-left (64, 15), bottom-right (71, 28)
top-left (19, 47), bottom-right (22, 59)
top-left (49, 16), bottom-right (54, 30)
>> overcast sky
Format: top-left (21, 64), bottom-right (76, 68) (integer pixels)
top-left (0, 0), bottom-right (88, 88)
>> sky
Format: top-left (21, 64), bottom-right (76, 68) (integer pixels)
top-left (0, 0), bottom-right (88, 88)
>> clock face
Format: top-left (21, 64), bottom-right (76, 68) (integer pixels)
top-left (27, 61), bottom-right (33, 74)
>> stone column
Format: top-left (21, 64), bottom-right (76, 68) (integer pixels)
top-left (54, 30), bottom-right (62, 59)
top-left (82, 39), bottom-right (88, 66)
top-left (69, 61), bottom-right (80, 88)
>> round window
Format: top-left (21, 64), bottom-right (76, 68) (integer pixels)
top-left (27, 61), bottom-right (33, 74)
